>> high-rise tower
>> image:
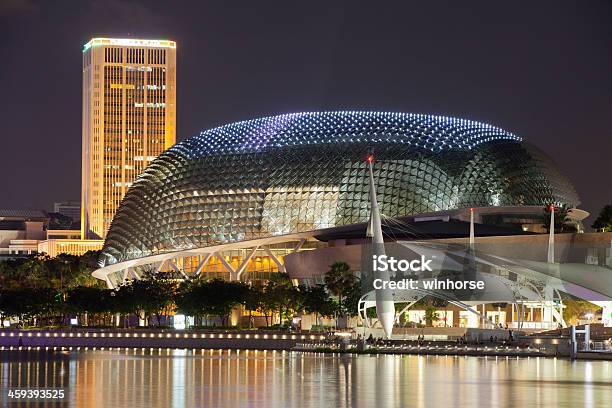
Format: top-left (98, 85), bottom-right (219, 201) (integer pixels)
top-left (81, 38), bottom-right (176, 239)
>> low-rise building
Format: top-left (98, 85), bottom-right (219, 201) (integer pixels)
top-left (0, 209), bottom-right (102, 259)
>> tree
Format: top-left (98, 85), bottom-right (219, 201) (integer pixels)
top-left (592, 205), bottom-right (612, 232)
top-left (430, 297), bottom-right (449, 326)
top-left (301, 284), bottom-right (335, 326)
top-left (111, 284), bottom-right (140, 327)
top-left (65, 286), bottom-right (112, 326)
top-left (174, 279), bottom-right (249, 327)
top-left (20, 254), bottom-right (50, 289)
top-left (174, 280), bottom-right (202, 323)
top-left (128, 272), bottom-right (177, 326)
top-left (0, 251), bottom-right (102, 293)
top-left (425, 306), bottom-right (439, 327)
top-left (324, 262), bottom-right (356, 315)
top-left (542, 204), bottom-right (575, 233)
top-left (205, 279), bottom-right (249, 326)
top-left (0, 288), bottom-right (56, 327)
top-left (110, 272), bottom-right (177, 327)
top-left (243, 285), bottom-right (265, 328)
top-left (75, 250), bottom-right (104, 287)
top-left (259, 287), bottom-right (277, 326)
top-left (341, 278), bottom-right (362, 317)
top-left (264, 273), bottom-right (301, 326)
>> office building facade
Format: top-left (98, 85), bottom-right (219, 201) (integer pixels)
top-left (53, 201), bottom-right (81, 223)
top-left (81, 38), bottom-right (176, 239)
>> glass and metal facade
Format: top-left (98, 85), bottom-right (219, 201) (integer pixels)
top-left (100, 111), bottom-right (579, 266)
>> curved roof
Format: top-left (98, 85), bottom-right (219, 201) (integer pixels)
top-left (176, 111), bottom-right (521, 155)
top-left (99, 111), bottom-right (579, 267)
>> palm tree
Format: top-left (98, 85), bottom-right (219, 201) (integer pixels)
top-left (324, 262), bottom-right (356, 316)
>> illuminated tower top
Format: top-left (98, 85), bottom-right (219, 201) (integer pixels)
top-left (83, 38), bottom-right (177, 52)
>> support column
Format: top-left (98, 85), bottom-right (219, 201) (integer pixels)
top-left (167, 259), bottom-right (189, 280)
top-left (194, 253), bottom-right (213, 277)
top-left (215, 252), bottom-right (237, 280)
top-left (236, 247), bottom-right (259, 280)
top-left (469, 207), bottom-right (475, 251)
top-left (292, 238), bottom-right (306, 253)
top-left (548, 204), bottom-right (555, 263)
top-left (263, 246), bottom-right (286, 272)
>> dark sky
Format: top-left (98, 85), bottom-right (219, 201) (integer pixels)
top-left (1, 0), bottom-right (610, 227)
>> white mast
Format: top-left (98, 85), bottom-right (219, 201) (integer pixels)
top-left (469, 207), bottom-right (475, 251)
top-left (548, 204), bottom-right (555, 264)
top-left (368, 155), bottom-right (395, 338)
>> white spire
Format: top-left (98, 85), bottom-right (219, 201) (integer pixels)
top-left (469, 207), bottom-right (475, 251)
top-left (548, 205), bottom-right (555, 264)
top-left (368, 155), bottom-right (395, 338)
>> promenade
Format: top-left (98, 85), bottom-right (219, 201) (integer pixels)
top-left (0, 329), bottom-right (325, 350)
top-left (1, 328), bottom-right (610, 360)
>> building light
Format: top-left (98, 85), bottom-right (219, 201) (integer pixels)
top-left (173, 314), bottom-right (186, 330)
top-left (83, 38), bottom-right (176, 52)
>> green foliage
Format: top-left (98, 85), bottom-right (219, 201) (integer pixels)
top-left (301, 284), bottom-right (336, 321)
top-left (425, 306), bottom-right (438, 327)
top-left (0, 288), bottom-right (57, 325)
top-left (542, 205), bottom-right (576, 233)
top-left (243, 285), bottom-right (265, 314)
top-left (0, 251), bottom-right (102, 291)
top-left (324, 262), bottom-right (356, 316)
top-left (175, 278), bottom-right (249, 326)
top-left (592, 205), bottom-right (612, 232)
top-left (174, 281), bottom-right (202, 318)
top-left (0, 251), bottom-right (105, 327)
top-left (263, 273), bottom-right (302, 325)
top-left (65, 286), bottom-right (112, 315)
top-left (120, 272), bottom-right (178, 326)
top-left (341, 278), bottom-right (362, 317)
top-left (242, 285), bottom-right (265, 328)
top-left (325, 262), bottom-right (355, 297)
top-left (0, 252), bottom-right (368, 329)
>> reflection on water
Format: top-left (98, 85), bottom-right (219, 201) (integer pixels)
top-left (0, 349), bottom-right (611, 407)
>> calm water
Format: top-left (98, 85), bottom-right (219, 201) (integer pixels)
top-left (0, 349), bottom-right (611, 407)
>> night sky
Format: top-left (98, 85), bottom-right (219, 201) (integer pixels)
top-left (1, 0), bottom-right (610, 227)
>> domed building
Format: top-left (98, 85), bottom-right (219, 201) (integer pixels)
top-left (95, 111), bottom-right (582, 287)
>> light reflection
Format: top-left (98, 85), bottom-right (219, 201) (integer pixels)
top-left (0, 350), bottom-right (610, 407)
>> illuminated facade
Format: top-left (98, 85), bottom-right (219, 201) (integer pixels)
top-left (0, 210), bottom-right (103, 258)
top-left (81, 38), bottom-right (177, 239)
top-left (91, 112), bottom-right (612, 330)
top-left (37, 239), bottom-right (104, 258)
top-left (98, 111), bottom-right (579, 269)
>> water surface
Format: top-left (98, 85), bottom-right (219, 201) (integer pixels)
top-left (0, 349), bottom-right (610, 407)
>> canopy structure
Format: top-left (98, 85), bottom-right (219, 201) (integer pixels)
top-left (358, 239), bottom-right (612, 330)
